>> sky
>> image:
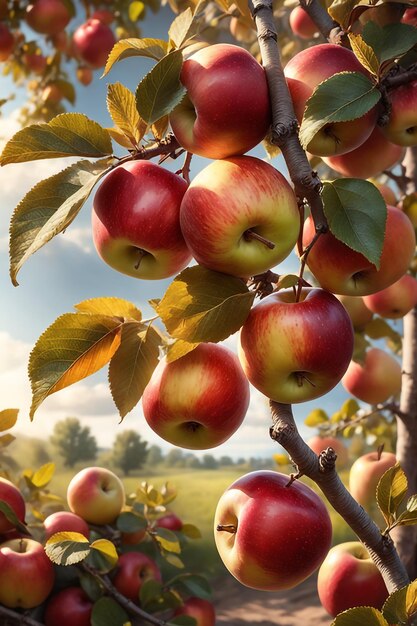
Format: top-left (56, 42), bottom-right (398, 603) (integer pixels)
top-left (0, 4), bottom-right (355, 460)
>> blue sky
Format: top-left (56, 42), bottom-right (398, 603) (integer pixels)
top-left (0, 5), bottom-right (354, 459)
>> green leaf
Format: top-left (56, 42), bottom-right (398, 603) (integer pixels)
top-left (363, 22), bottom-right (417, 65)
top-left (168, 8), bottom-right (194, 47)
top-left (109, 322), bottom-right (162, 419)
top-left (140, 578), bottom-right (163, 608)
top-left (163, 553), bottom-right (185, 569)
top-left (91, 597), bottom-right (130, 626)
top-left (154, 266), bottom-right (255, 343)
top-left (299, 73), bottom-right (380, 152)
top-left (322, 178), bottom-right (387, 269)
top-left (116, 511), bottom-right (148, 533)
top-left (0, 501), bottom-right (28, 535)
top-left (90, 539), bottom-right (118, 569)
top-left (78, 571), bottom-right (104, 602)
top-left (107, 82), bottom-right (146, 148)
top-left (128, 0), bottom-right (145, 21)
top-left (0, 114), bottom-right (112, 164)
top-left (383, 580), bottom-right (417, 625)
top-left (396, 494), bottom-right (417, 527)
top-left (45, 532), bottom-right (90, 566)
top-left (9, 158), bottom-right (111, 286)
top-left (30, 462), bottom-right (55, 488)
top-left (29, 313), bottom-right (123, 419)
top-left (275, 274), bottom-right (300, 291)
top-left (181, 523), bottom-right (202, 539)
top-left (154, 527), bottom-right (181, 553)
top-left (377, 462), bottom-right (408, 527)
top-left (331, 606), bottom-right (388, 626)
top-left (0, 409), bottom-right (18, 432)
top-left (348, 33), bottom-right (380, 76)
top-left (304, 408), bottom-right (329, 427)
top-left (75, 297), bottom-right (142, 320)
top-left (136, 49), bottom-right (186, 125)
top-left (104, 38), bottom-right (169, 76)
top-left (341, 398), bottom-right (360, 419)
top-left (173, 573), bottom-right (212, 600)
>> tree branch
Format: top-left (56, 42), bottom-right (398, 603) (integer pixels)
top-left (299, 0), bottom-right (343, 42)
top-left (113, 134), bottom-right (183, 170)
top-left (0, 606), bottom-right (43, 626)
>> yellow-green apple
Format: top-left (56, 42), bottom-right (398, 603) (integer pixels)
top-left (25, 0), bottom-right (71, 35)
top-left (363, 273), bottom-right (417, 319)
top-left (307, 435), bottom-right (349, 467)
top-left (72, 18), bottom-right (115, 69)
top-left (349, 450), bottom-right (397, 511)
top-left (336, 294), bottom-right (373, 330)
top-left (43, 511), bottom-right (90, 540)
top-left (0, 24), bottom-right (14, 61)
top-left (156, 513), bottom-right (183, 531)
top-left (284, 43), bottom-right (377, 156)
top-left (322, 126), bottom-right (404, 178)
top-left (173, 597), bottom-right (216, 626)
top-left (317, 541), bottom-right (388, 616)
top-left (67, 467), bottom-right (125, 525)
top-left (180, 156), bottom-right (300, 278)
top-left (402, 6), bottom-right (417, 26)
top-left (302, 206), bottom-right (416, 296)
top-left (289, 6), bottom-right (319, 39)
top-left (214, 470), bottom-right (332, 590)
top-left (0, 477), bottom-right (25, 533)
top-left (238, 287), bottom-right (354, 404)
top-left (142, 343), bottom-right (250, 449)
top-left (113, 552), bottom-right (162, 602)
top-left (169, 43), bottom-right (271, 159)
top-left (399, 192), bottom-right (417, 229)
top-left (0, 538), bottom-right (55, 608)
top-left (368, 179), bottom-right (397, 206)
top-left (382, 82), bottom-right (417, 147)
top-left (44, 586), bottom-right (93, 626)
top-left (92, 160), bottom-right (192, 280)
top-left (341, 347), bottom-right (402, 404)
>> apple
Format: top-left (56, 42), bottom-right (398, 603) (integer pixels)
top-left (368, 179), bottom-right (397, 206)
top-left (23, 52), bottom-right (47, 75)
top-left (42, 83), bottom-right (63, 104)
top-left (289, 6), bottom-right (319, 39)
top-left (307, 435), bottom-right (349, 467)
top-left (336, 294), bottom-right (373, 330)
top-left (44, 586), bottom-right (93, 626)
top-left (382, 81), bottom-right (417, 147)
top-left (92, 160), bottom-right (192, 280)
top-left (25, 0), bottom-right (71, 35)
top-left (0, 23), bottom-right (14, 62)
top-left (0, 477), bottom-right (25, 533)
top-left (317, 541), bottom-right (388, 616)
top-left (180, 155), bottom-right (300, 278)
top-left (341, 347), bottom-right (402, 405)
top-left (76, 66), bottom-right (93, 86)
top-left (169, 43), bottom-right (271, 159)
top-left (229, 16), bottom-right (256, 43)
top-left (363, 273), bottom-right (417, 319)
top-left (322, 126), bottom-right (404, 179)
top-left (113, 552), bottom-right (162, 602)
top-left (173, 597), bottom-right (216, 626)
top-left (72, 18), bottom-right (116, 69)
top-left (284, 43), bottom-right (377, 156)
top-left (142, 342), bottom-right (250, 450)
top-left (302, 206), bottom-right (416, 296)
top-left (349, 450), bottom-right (397, 510)
top-left (214, 470), bottom-right (332, 590)
top-left (91, 8), bottom-right (114, 24)
top-left (399, 192), bottom-right (417, 229)
top-left (121, 528), bottom-right (147, 546)
top-left (238, 287), bottom-right (354, 404)
top-left (156, 513), bottom-right (183, 531)
top-left (67, 466), bottom-right (125, 525)
top-left (402, 6), bottom-right (417, 26)
top-left (43, 511), bottom-right (90, 540)
top-left (0, 538), bottom-right (55, 608)
top-left (50, 30), bottom-right (68, 52)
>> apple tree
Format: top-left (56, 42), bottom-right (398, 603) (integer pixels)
top-left (2, 0), bottom-right (417, 624)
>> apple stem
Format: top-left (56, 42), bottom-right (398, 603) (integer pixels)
top-left (134, 248), bottom-right (147, 270)
top-left (244, 229), bottom-right (275, 250)
top-left (286, 471), bottom-right (303, 487)
top-left (216, 523), bottom-right (237, 534)
top-left (377, 443), bottom-right (385, 461)
top-left (296, 372), bottom-right (316, 388)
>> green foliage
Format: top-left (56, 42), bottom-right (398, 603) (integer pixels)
top-left (91, 597), bottom-right (130, 626)
top-left (50, 417), bottom-right (98, 468)
top-left (331, 606), bottom-right (389, 626)
top-left (111, 430), bottom-right (149, 475)
top-left (382, 579), bottom-right (417, 624)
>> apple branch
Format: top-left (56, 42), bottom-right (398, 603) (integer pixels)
top-left (0, 606), bottom-right (44, 626)
top-left (113, 134), bottom-right (183, 169)
top-left (298, 0), bottom-right (343, 42)
top-left (269, 401), bottom-right (410, 593)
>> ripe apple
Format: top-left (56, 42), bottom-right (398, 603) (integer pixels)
top-left (381, 81), bottom-right (417, 147)
top-left (180, 155), bottom-right (300, 278)
top-left (284, 43), bottom-right (377, 156)
top-left (50, 30), bottom-right (68, 52)
top-left (169, 43), bottom-right (271, 159)
top-left (302, 206), bottom-right (416, 296)
top-left (322, 126), bottom-right (404, 179)
top-left (72, 18), bottom-right (115, 69)
top-left (229, 16), bottom-right (256, 43)
top-left (25, 0), bottom-right (71, 35)
top-left (142, 342), bottom-right (250, 450)
top-left (0, 538), bottom-right (55, 608)
top-left (336, 294), bottom-right (373, 330)
top-left (363, 273), bottom-right (417, 319)
top-left (67, 467), bottom-right (125, 525)
top-left (289, 6), bottom-right (319, 39)
top-left (91, 8), bottom-right (114, 24)
top-left (76, 66), bottom-right (93, 86)
top-left (341, 347), bottom-right (402, 405)
top-left (22, 52), bottom-right (47, 74)
top-left (44, 586), bottom-right (93, 626)
top-left (368, 179), bottom-right (397, 206)
top-left (214, 470), bottom-right (332, 590)
top-left (173, 597), bottom-right (216, 626)
top-left (42, 83), bottom-right (63, 104)
top-left (317, 541), bottom-right (388, 616)
top-left (113, 552), bottom-right (162, 602)
top-left (43, 511), bottom-right (90, 540)
top-left (156, 513), bottom-right (183, 531)
top-left (238, 287), bottom-right (354, 404)
top-left (402, 6), bottom-right (417, 26)
top-left (307, 435), bottom-right (349, 467)
top-left (349, 451), bottom-right (397, 510)
top-left (121, 528), bottom-right (147, 546)
top-left (0, 477), bottom-right (25, 533)
top-left (0, 23), bottom-right (14, 61)
top-left (92, 160), bottom-right (192, 280)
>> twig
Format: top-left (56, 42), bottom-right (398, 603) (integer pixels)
top-left (0, 606), bottom-right (44, 626)
top-left (112, 134), bottom-right (182, 170)
top-left (299, 0), bottom-right (342, 42)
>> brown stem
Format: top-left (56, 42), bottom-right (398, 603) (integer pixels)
top-left (0, 606), bottom-right (43, 626)
top-left (384, 65), bottom-right (417, 91)
top-left (134, 248), bottom-right (146, 270)
top-left (216, 524), bottom-right (237, 534)
top-left (181, 151), bottom-right (192, 185)
top-left (299, 0), bottom-right (342, 42)
top-left (244, 229), bottom-right (275, 249)
top-left (113, 134), bottom-right (182, 170)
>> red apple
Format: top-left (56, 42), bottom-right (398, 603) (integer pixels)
top-left (402, 6), bottom-right (417, 26)
top-left (336, 294), bottom-right (373, 330)
top-left (349, 451), bottom-right (397, 510)
top-left (307, 435), bottom-right (349, 467)
top-left (92, 160), bottom-right (192, 280)
top-left (341, 347), bottom-right (402, 404)
top-left (179, 155), bottom-right (300, 278)
top-left (91, 8), bottom-right (114, 24)
top-left (284, 43), bottom-right (377, 156)
top-left (142, 342), bottom-right (250, 450)
top-left (169, 43), bottom-right (271, 159)
top-left (121, 528), bottom-right (147, 546)
top-left (214, 470), bottom-right (332, 590)
top-left (302, 206), bottom-right (416, 296)
top-left (0, 538), bottom-right (55, 608)
top-left (0, 477), bottom-right (25, 533)
top-left (113, 552), bottom-right (162, 602)
top-left (0, 23), bottom-right (14, 61)
top-left (23, 52), bottom-right (47, 74)
top-left (238, 287), bottom-right (354, 404)
top-left (50, 30), bottom-right (68, 52)
top-left (44, 586), bottom-right (93, 626)
top-left (317, 541), bottom-right (388, 616)
top-left (289, 6), bottom-right (319, 39)
top-left (173, 597), bottom-right (215, 626)
top-left (25, 0), bottom-right (71, 35)
top-left (76, 66), bottom-right (93, 86)
top-left (363, 273), bottom-right (417, 319)
top-left (156, 513), bottom-right (183, 531)
top-left (368, 179), bottom-right (398, 206)
top-left (382, 81), bottom-right (417, 147)
top-left (43, 511), bottom-right (90, 540)
top-left (67, 467), bottom-right (125, 525)
top-left (42, 83), bottom-right (63, 104)
top-left (72, 18), bottom-right (115, 69)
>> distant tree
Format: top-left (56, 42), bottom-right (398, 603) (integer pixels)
top-left (50, 418), bottom-right (97, 468)
top-left (146, 445), bottom-right (164, 466)
top-left (111, 430), bottom-right (148, 476)
top-left (201, 454), bottom-right (218, 470)
top-left (165, 448), bottom-right (185, 468)
top-left (184, 454), bottom-right (201, 469)
top-left (219, 455), bottom-right (234, 467)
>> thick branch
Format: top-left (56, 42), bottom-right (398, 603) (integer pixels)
top-left (114, 134), bottom-right (182, 169)
top-left (270, 402), bottom-right (410, 593)
top-left (384, 65), bottom-right (417, 91)
top-left (299, 0), bottom-right (342, 42)
top-left (0, 606), bottom-right (43, 626)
